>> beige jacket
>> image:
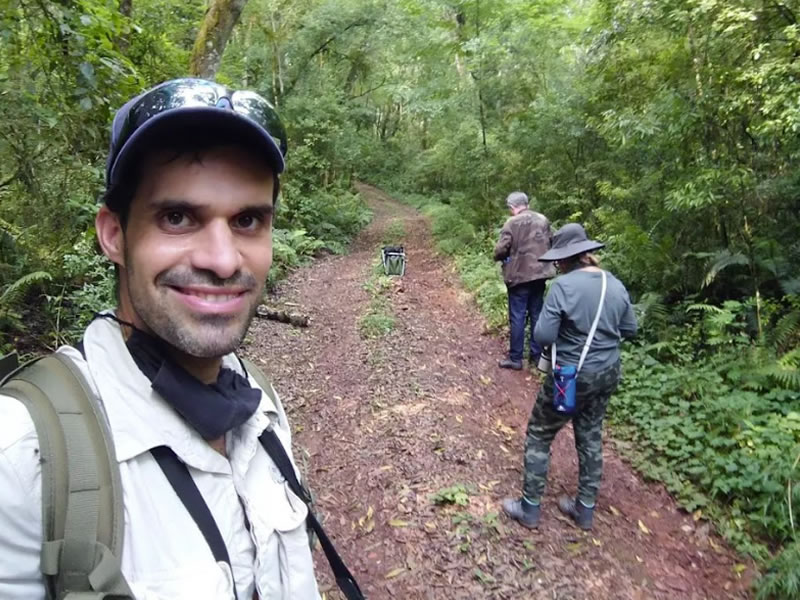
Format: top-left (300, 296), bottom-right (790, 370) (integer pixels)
top-left (0, 315), bottom-right (320, 600)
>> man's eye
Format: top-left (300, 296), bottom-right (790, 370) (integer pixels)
top-left (235, 213), bottom-right (261, 229)
top-left (165, 211), bottom-right (186, 226)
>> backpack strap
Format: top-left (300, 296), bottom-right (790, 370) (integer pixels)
top-left (150, 446), bottom-right (237, 599)
top-left (2, 353), bottom-right (133, 599)
top-left (241, 358), bottom-right (366, 600)
top-left (577, 270), bottom-right (608, 373)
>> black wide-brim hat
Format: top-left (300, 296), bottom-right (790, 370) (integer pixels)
top-left (538, 223), bottom-right (605, 262)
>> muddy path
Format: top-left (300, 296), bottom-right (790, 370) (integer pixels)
top-left (242, 184), bottom-right (754, 599)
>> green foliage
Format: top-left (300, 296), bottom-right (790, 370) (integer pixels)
top-left (358, 308), bottom-right (395, 339)
top-left (5, 0), bottom-right (800, 591)
top-left (358, 261), bottom-right (396, 339)
top-left (268, 228), bottom-right (326, 286)
top-left (381, 220), bottom-right (406, 246)
top-left (610, 324), bottom-right (800, 595)
top-left (425, 203), bottom-right (478, 256)
top-left (430, 484), bottom-right (471, 507)
top-left (455, 251), bottom-right (506, 330)
top-left (756, 541), bottom-right (800, 600)
top-left (53, 235), bottom-right (116, 345)
top-left (0, 271), bottom-right (52, 351)
top-left (611, 342), bottom-right (800, 546)
top-left (276, 185), bottom-right (372, 254)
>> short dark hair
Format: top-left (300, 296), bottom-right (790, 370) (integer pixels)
top-left (102, 136), bottom-right (280, 230)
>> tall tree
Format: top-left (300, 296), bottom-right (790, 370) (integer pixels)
top-left (190, 0), bottom-right (250, 79)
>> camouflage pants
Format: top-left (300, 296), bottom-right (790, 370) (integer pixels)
top-left (522, 361), bottom-right (621, 507)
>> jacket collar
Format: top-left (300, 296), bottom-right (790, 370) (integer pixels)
top-left (81, 312), bottom-right (279, 473)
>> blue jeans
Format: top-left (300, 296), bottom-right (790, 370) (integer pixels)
top-left (507, 279), bottom-right (546, 362)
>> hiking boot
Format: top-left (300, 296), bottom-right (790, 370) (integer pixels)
top-left (499, 358), bottom-right (523, 370)
top-left (502, 498), bottom-right (541, 529)
top-left (557, 496), bottom-right (594, 530)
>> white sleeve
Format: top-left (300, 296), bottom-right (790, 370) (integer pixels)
top-left (0, 396), bottom-right (46, 600)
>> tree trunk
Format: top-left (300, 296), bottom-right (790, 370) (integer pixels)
top-left (117, 0), bottom-right (133, 52)
top-left (190, 0), bottom-right (250, 80)
top-left (474, 0), bottom-right (488, 156)
top-left (268, 9), bottom-right (285, 104)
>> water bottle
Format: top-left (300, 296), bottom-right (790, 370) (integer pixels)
top-left (537, 347), bottom-right (552, 374)
top-left (552, 364), bottom-right (577, 414)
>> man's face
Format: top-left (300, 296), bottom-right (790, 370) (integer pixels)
top-left (98, 146), bottom-right (275, 358)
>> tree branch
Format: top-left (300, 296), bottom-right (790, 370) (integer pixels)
top-left (348, 79), bottom-right (389, 100)
top-left (284, 20), bottom-right (372, 96)
top-left (0, 170), bottom-right (19, 189)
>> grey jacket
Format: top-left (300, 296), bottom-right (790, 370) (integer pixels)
top-left (493, 209), bottom-right (556, 287)
top-left (534, 269), bottom-right (638, 372)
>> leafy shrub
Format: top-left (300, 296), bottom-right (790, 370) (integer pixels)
top-left (54, 235), bottom-right (116, 345)
top-left (455, 250), bottom-right (507, 330)
top-left (611, 342), bottom-right (800, 547)
top-left (756, 541), bottom-right (800, 600)
top-left (422, 204), bottom-right (478, 256)
top-left (430, 484), bottom-right (472, 506)
top-left (381, 220), bottom-right (406, 246)
top-left (268, 228), bottom-right (326, 286)
top-left (276, 185), bottom-right (372, 254)
top-left (608, 326), bottom-right (800, 597)
top-left (0, 271), bottom-right (53, 353)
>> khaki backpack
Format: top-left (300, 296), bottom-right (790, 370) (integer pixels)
top-left (0, 351), bottom-right (365, 600)
top-left (1, 352), bottom-right (132, 599)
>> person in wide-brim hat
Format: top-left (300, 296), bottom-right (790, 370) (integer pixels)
top-left (537, 223), bottom-right (605, 263)
top-left (502, 221), bottom-right (638, 533)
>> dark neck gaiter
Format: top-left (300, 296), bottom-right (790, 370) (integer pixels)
top-left (123, 328), bottom-right (262, 440)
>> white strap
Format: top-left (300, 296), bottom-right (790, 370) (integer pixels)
top-left (578, 270), bottom-right (607, 372)
top-left (551, 270), bottom-right (607, 373)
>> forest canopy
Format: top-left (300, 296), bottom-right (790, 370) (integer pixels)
top-left (1, 0), bottom-right (800, 596)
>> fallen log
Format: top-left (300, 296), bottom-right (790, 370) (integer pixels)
top-left (256, 305), bottom-right (310, 327)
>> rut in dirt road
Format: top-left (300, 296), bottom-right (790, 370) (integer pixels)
top-left (243, 184), bottom-right (754, 600)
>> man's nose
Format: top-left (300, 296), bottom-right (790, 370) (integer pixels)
top-left (192, 221), bottom-right (243, 280)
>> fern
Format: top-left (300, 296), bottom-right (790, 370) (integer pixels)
top-left (781, 276), bottom-right (800, 296)
top-left (772, 309), bottom-right (800, 353)
top-left (0, 270), bottom-right (52, 305)
top-left (754, 350), bottom-right (800, 391)
top-left (756, 541), bottom-right (800, 600)
top-left (686, 302), bottom-right (724, 314)
top-left (778, 348), bottom-right (800, 370)
top-left (634, 291), bottom-right (668, 333)
top-left (702, 249), bottom-right (749, 288)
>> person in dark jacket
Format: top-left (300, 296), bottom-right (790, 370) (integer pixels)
top-left (502, 223), bottom-right (638, 530)
top-left (493, 192), bottom-right (555, 370)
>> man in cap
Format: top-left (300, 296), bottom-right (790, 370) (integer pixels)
top-left (0, 79), bottom-right (321, 598)
top-left (493, 192), bottom-right (555, 370)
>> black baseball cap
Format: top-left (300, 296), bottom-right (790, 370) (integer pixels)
top-left (105, 78), bottom-right (287, 189)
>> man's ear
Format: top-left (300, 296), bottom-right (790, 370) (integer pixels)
top-left (96, 205), bottom-right (125, 267)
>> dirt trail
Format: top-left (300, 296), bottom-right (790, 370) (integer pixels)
top-left (243, 184), bottom-right (754, 599)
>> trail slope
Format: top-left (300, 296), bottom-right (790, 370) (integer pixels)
top-left (244, 184), bottom-right (752, 599)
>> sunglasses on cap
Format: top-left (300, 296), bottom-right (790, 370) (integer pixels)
top-left (107, 79), bottom-right (287, 186)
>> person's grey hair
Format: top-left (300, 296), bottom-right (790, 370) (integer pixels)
top-left (505, 191), bottom-right (529, 209)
